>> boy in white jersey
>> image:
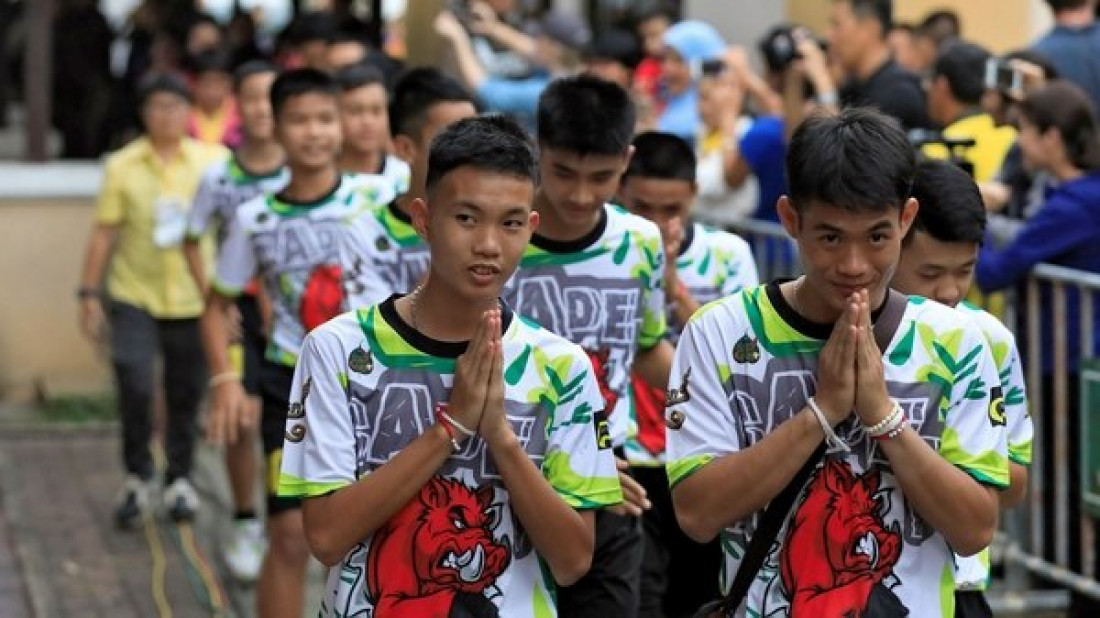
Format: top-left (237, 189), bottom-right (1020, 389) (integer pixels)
top-left (667, 108), bottom-right (1010, 618)
top-left (332, 62), bottom-right (410, 194)
top-left (892, 159), bottom-right (1032, 618)
top-left (183, 61), bottom-right (285, 583)
top-left (619, 131), bottom-right (759, 617)
top-left (200, 68), bottom-right (393, 618)
top-left (279, 114), bottom-right (621, 617)
top-left (342, 68), bottom-right (479, 305)
top-left (502, 74), bottom-right (674, 617)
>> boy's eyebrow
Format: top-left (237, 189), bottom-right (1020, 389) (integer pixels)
top-left (453, 202), bottom-right (530, 217)
top-left (811, 220), bottom-right (896, 233)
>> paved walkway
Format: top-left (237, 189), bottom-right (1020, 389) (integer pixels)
top-left (0, 418), bottom-right (323, 618)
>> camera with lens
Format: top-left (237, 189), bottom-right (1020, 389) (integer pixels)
top-left (758, 25), bottom-right (826, 73)
top-left (908, 129), bottom-right (977, 179)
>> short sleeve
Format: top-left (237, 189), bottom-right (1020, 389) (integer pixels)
top-left (665, 310), bottom-right (743, 488)
top-left (95, 158), bottom-right (125, 225)
top-left (340, 214), bottom-right (398, 309)
top-left (542, 348), bottom-right (623, 510)
top-left (187, 167), bottom-right (221, 239)
top-left (998, 336), bottom-right (1033, 466)
top-left (278, 329), bottom-right (358, 499)
top-left (211, 209), bottom-right (257, 297)
top-left (722, 236), bottom-right (760, 296)
top-left (937, 325), bottom-right (1011, 489)
top-left (638, 230), bottom-right (669, 350)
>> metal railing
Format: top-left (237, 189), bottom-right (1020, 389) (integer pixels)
top-left (708, 216), bottom-right (1100, 606)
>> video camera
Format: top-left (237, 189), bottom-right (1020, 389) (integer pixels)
top-left (908, 129), bottom-right (977, 179)
top-left (758, 25), bottom-right (826, 73)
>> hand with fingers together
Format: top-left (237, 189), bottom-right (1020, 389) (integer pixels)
top-left (853, 290), bottom-right (894, 429)
top-left (478, 309), bottom-right (514, 445)
top-left (813, 291), bottom-right (860, 427)
top-left (447, 309), bottom-right (499, 442)
top-left (609, 457), bottom-right (651, 517)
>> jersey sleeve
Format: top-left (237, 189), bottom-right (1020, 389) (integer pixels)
top-left (997, 335), bottom-right (1033, 466)
top-left (638, 227), bottom-right (669, 350)
top-left (541, 346), bottom-right (623, 510)
top-left (937, 324), bottom-right (1011, 489)
top-left (340, 213), bottom-right (396, 309)
top-left (186, 166), bottom-right (221, 240)
top-left (278, 327), bottom-right (358, 499)
top-left (665, 308), bottom-right (743, 488)
top-left (722, 235), bottom-right (760, 296)
top-left (211, 208), bottom-right (257, 297)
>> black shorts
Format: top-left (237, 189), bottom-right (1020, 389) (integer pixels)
top-left (236, 294), bottom-right (265, 396)
top-left (259, 359), bottom-right (301, 516)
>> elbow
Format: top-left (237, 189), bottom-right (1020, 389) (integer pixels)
top-left (952, 526), bottom-right (996, 558)
top-left (550, 552), bottom-right (592, 587)
top-left (305, 529), bottom-right (348, 568)
top-left (672, 492), bottom-right (720, 544)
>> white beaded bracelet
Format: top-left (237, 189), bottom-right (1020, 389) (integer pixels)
top-left (865, 400), bottom-right (904, 438)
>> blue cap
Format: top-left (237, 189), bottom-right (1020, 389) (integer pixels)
top-left (662, 21), bottom-right (726, 63)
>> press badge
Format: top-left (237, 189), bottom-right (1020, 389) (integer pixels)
top-left (153, 196), bottom-right (188, 248)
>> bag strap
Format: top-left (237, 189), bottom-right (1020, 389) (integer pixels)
top-left (714, 288), bottom-right (909, 616)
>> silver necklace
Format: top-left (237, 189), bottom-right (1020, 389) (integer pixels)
top-left (409, 285), bottom-right (424, 330)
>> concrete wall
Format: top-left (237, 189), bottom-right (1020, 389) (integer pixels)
top-left (0, 164), bottom-right (111, 402)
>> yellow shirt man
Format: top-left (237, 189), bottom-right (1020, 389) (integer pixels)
top-left (96, 136), bottom-right (227, 318)
top-left (922, 112), bottom-right (1017, 182)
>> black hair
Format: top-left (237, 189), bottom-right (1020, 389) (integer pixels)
top-left (328, 30), bottom-right (370, 47)
top-left (137, 72), bottom-right (192, 108)
top-left (389, 67), bottom-right (478, 139)
top-left (1045, 0), bottom-right (1091, 12)
top-left (892, 22), bottom-right (916, 34)
top-left (1002, 49), bottom-right (1060, 80)
top-left (286, 11), bottom-right (337, 45)
top-left (425, 114), bottom-right (538, 196)
top-left (270, 68), bottom-right (339, 118)
top-left (786, 107), bottom-right (915, 212)
top-left (636, 4), bottom-right (677, 26)
top-left (843, 0), bottom-right (893, 35)
top-left (536, 74), bottom-right (635, 156)
top-left (917, 9), bottom-right (961, 44)
top-left (932, 40), bottom-right (991, 105)
top-left (1019, 80), bottom-right (1100, 172)
top-left (186, 48), bottom-right (233, 77)
top-left (233, 61), bottom-right (278, 92)
top-left (624, 132), bottom-right (696, 182)
top-left (906, 159), bottom-right (986, 245)
top-left (333, 62), bottom-right (385, 93)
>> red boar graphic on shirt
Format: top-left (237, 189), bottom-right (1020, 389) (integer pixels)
top-left (779, 459), bottom-right (903, 617)
top-left (367, 476), bottom-right (511, 617)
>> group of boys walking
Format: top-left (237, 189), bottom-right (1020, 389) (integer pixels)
top-left (81, 58), bottom-right (1031, 618)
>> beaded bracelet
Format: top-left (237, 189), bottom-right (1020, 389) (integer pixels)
top-left (208, 371), bottom-right (241, 388)
top-left (873, 414), bottom-right (909, 442)
top-left (865, 400), bottom-right (903, 437)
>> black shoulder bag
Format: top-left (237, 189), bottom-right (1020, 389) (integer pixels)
top-left (692, 288), bottom-right (909, 618)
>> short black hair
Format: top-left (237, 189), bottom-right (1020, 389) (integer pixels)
top-left (636, 4), bottom-right (676, 26)
top-left (138, 72), bottom-right (192, 108)
top-left (333, 62), bottom-right (385, 93)
top-left (1002, 49), bottom-right (1060, 80)
top-left (186, 48), bottom-right (233, 77)
top-left (906, 159), bottom-right (986, 245)
top-left (787, 107), bottom-right (915, 212)
top-left (270, 68), bottom-right (339, 118)
top-left (1046, 0), bottom-right (1091, 12)
top-left (624, 132), bottom-right (696, 182)
top-left (537, 74), bottom-right (635, 156)
top-left (233, 60), bottom-right (278, 92)
top-left (933, 40), bottom-right (991, 105)
top-left (843, 0), bottom-right (893, 35)
top-left (425, 115), bottom-right (538, 196)
top-left (328, 30), bottom-right (369, 47)
top-left (389, 67), bottom-right (478, 139)
top-left (917, 9), bottom-right (961, 44)
top-left (286, 11), bottom-right (337, 45)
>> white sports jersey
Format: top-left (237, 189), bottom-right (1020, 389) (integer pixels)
top-left (341, 199), bottom-right (430, 308)
top-left (279, 297), bottom-right (622, 617)
top-left (627, 221), bottom-right (759, 466)
top-left (212, 174), bottom-right (394, 365)
top-left (186, 155), bottom-right (289, 240)
top-left (666, 285), bottom-right (1009, 618)
top-left (502, 204), bottom-right (668, 448)
top-left (954, 300), bottom-right (1033, 590)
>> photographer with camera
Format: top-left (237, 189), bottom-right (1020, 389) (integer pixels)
top-left (923, 41), bottom-right (1017, 183)
top-left (828, 0), bottom-right (931, 131)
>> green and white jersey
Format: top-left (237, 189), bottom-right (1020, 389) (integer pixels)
top-left (213, 174), bottom-right (395, 366)
top-left (186, 155), bottom-right (289, 240)
top-left (278, 297), bottom-right (622, 618)
top-left (626, 222), bottom-right (759, 466)
top-left (342, 199), bottom-right (430, 307)
top-left (666, 284), bottom-right (1010, 618)
top-left (378, 153), bottom-right (411, 197)
top-left (954, 300), bottom-right (1032, 590)
top-left (503, 204), bottom-right (669, 447)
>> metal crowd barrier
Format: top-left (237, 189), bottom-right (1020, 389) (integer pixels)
top-left (706, 215), bottom-right (1100, 608)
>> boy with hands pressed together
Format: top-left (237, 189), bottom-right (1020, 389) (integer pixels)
top-left (279, 115), bottom-right (620, 617)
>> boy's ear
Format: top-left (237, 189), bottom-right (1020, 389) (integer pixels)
top-left (529, 210), bottom-right (540, 234)
top-left (393, 134), bottom-right (417, 165)
top-left (777, 195), bottom-right (800, 238)
top-left (899, 197), bottom-right (919, 237)
top-left (411, 197), bottom-right (430, 238)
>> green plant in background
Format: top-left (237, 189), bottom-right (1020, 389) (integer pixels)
top-left (39, 394), bottom-right (118, 423)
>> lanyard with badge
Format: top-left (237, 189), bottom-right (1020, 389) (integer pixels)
top-left (151, 151), bottom-right (189, 249)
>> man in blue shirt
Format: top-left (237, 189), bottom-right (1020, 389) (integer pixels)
top-left (1033, 0), bottom-right (1100, 112)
